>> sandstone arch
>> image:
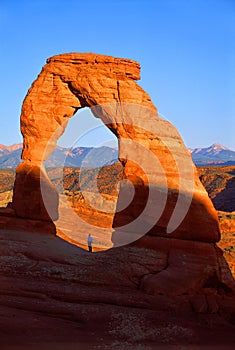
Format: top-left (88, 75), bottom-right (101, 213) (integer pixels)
top-left (12, 53), bottom-right (220, 244)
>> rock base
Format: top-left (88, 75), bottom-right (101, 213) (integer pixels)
top-left (0, 227), bottom-right (235, 348)
top-left (0, 207), bottom-right (56, 235)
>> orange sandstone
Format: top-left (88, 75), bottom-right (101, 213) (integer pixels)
top-left (11, 53), bottom-right (219, 244)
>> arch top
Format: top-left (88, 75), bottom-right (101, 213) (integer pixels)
top-left (20, 52), bottom-right (155, 164)
top-left (46, 52), bottom-right (141, 80)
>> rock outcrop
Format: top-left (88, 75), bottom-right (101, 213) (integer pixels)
top-left (198, 165), bottom-right (235, 212)
top-left (0, 53), bottom-right (234, 321)
top-left (10, 52), bottom-right (219, 244)
top-left (217, 211), bottom-right (235, 279)
top-left (1, 228), bottom-right (235, 349)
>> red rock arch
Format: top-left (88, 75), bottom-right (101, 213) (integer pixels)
top-left (12, 53), bottom-right (220, 244)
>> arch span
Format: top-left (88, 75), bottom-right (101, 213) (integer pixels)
top-left (12, 53), bottom-right (220, 244)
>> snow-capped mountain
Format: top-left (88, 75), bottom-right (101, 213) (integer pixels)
top-left (0, 143), bottom-right (23, 153)
top-left (1, 142), bottom-right (235, 168)
top-left (190, 144), bottom-right (235, 166)
top-left (0, 144), bottom-right (118, 168)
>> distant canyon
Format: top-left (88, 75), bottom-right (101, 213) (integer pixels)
top-left (0, 161), bottom-right (234, 277)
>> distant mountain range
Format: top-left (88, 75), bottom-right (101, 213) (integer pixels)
top-left (0, 143), bottom-right (118, 168)
top-left (189, 143), bottom-right (235, 166)
top-left (0, 143), bottom-right (235, 168)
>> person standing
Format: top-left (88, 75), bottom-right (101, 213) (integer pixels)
top-left (87, 234), bottom-right (93, 252)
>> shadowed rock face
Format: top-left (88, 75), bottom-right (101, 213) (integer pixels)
top-left (12, 52), bottom-right (219, 243)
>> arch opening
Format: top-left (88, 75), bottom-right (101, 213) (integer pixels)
top-left (45, 107), bottom-right (122, 251)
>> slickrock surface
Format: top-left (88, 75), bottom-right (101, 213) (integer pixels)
top-left (1, 228), bottom-right (235, 349)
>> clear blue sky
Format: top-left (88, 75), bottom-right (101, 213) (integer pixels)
top-left (0, 0), bottom-right (234, 149)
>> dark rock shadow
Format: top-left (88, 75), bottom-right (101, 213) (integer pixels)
top-left (213, 176), bottom-right (235, 212)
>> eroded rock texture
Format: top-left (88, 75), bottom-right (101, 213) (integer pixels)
top-left (1, 229), bottom-right (235, 349)
top-left (12, 52), bottom-right (219, 243)
top-left (1, 52), bottom-right (233, 305)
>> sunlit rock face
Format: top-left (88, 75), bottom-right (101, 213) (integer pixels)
top-left (11, 52), bottom-right (219, 244)
top-left (1, 52), bottom-right (234, 303)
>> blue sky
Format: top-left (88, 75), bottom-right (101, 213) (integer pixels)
top-left (0, 0), bottom-right (234, 149)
